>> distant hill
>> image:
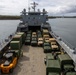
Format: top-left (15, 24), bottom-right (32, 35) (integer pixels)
top-left (0, 15), bottom-right (20, 20)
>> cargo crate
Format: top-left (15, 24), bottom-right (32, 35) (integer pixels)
top-left (37, 30), bottom-right (41, 33)
top-left (37, 32), bottom-right (41, 35)
top-left (43, 35), bottom-right (49, 38)
top-left (46, 53), bottom-right (54, 60)
top-left (32, 35), bottom-right (37, 38)
top-left (51, 42), bottom-right (57, 45)
top-left (27, 31), bottom-right (32, 34)
top-left (10, 41), bottom-right (21, 50)
top-left (65, 72), bottom-right (76, 75)
top-left (31, 40), bottom-right (37, 46)
top-left (38, 38), bottom-right (43, 46)
top-left (38, 38), bottom-right (43, 41)
top-left (32, 32), bottom-right (36, 35)
top-left (64, 64), bottom-right (74, 71)
top-left (48, 72), bottom-right (60, 75)
top-left (55, 52), bottom-right (62, 56)
top-left (46, 60), bottom-right (61, 74)
top-left (44, 38), bottom-right (50, 42)
top-left (17, 32), bottom-right (25, 44)
top-left (45, 53), bottom-right (54, 65)
top-left (44, 46), bottom-right (51, 53)
top-left (25, 39), bottom-right (30, 45)
top-left (14, 50), bottom-right (20, 57)
top-left (51, 45), bottom-right (59, 51)
top-left (38, 34), bottom-right (42, 38)
top-left (8, 50), bottom-right (20, 57)
top-left (58, 54), bottom-right (73, 71)
top-left (12, 35), bottom-right (22, 47)
top-left (38, 33), bottom-right (42, 35)
top-left (27, 34), bottom-right (31, 37)
top-left (38, 41), bottom-right (43, 46)
top-left (32, 37), bottom-right (37, 41)
top-left (44, 42), bottom-right (50, 46)
top-left (43, 29), bottom-right (49, 34)
top-left (49, 38), bottom-right (56, 42)
top-left (37, 33), bottom-right (42, 35)
top-left (12, 35), bottom-right (22, 41)
top-left (25, 37), bottom-right (31, 40)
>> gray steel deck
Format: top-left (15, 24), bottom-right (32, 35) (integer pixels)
top-left (10, 45), bottom-right (46, 75)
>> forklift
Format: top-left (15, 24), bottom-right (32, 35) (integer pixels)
top-left (0, 50), bottom-right (18, 73)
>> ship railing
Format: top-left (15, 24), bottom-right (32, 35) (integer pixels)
top-left (51, 30), bottom-right (76, 51)
top-left (51, 31), bottom-right (76, 66)
top-left (0, 31), bottom-right (16, 51)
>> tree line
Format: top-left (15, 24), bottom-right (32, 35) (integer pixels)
top-left (48, 16), bottom-right (76, 19)
top-left (0, 15), bottom-right (21, 20)
top-left (0, 15), bottom-right (76, 20)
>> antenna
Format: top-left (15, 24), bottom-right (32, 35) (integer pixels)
top-left (31, 2), bottom-right (38, 12)
top-left (28, 0), bottom-right (30, 12)
top-left (28, 7), bottom-right (31, 12)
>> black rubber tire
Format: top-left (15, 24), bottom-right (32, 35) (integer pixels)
top-left (1, 70), bottom-right (3, 74)
top-left (10, 68), bottom-right (13, 73)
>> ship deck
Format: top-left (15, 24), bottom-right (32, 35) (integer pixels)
top-left (10, 45), bottom-right (46, 75)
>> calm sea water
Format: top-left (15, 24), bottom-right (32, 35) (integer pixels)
top-left (0, 20), bottom-right (19, 42)
top-left (0, 19), bottom-right (76, 48)
top-left (49, 18), bottom-right (76, 48)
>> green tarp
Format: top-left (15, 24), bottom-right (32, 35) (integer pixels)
top-left (58, 54), bottom-right (73, 70)
top-left (64, 64), bottom-right (74, 70)
top-left (27, 34), bottom-right (31, 37)
top-left (46, 53), bottom-right (54, 60)
top-left (25, 37), bottom-right (31, 40)
top-left (12, 35), bottom-right (22, 47)
top-left (46, 60), bottom-right (61, 73)
top-left (37, 30), bottom-right (41, 33)
top-left (17, 32), bottom-right (25, 44)
top-left (38, 35), bottom-right (42, 38)
top-left (25, 40), bottom-right (30, 45)
top-left (44, 46), bottom-right (51, 53)
top-left (10, 41), bottom-right (21, 50)
top-left (32, 38), bottom-right (37, 41)
top-left (25, 40), bottom-right (30, 42)
top-left (44, 42), bottom-right (50, 46)
top-left (48, 72), bottom-right (60, 75)
top-left (31, 41), bottom-right (37, 46)
top-left (66, 72), bottom-right (76, 75)
top-left (27, 31), bottom-right (32, 34)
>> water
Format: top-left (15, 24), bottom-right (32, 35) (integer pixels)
top-left (49, 18), bottom-right (76, 48)
top-left (0, 19), bottom-right (76, 48)
top-left (0, 20), bottom-right (19, 42)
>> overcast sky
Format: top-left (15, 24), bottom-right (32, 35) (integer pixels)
top-left (0, 0), bottom-right (76, 16)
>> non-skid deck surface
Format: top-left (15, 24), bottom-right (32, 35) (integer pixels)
top-left (10, 45), bottom-right (46, 75)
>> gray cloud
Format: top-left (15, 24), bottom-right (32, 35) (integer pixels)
top-left (0, 0), bottom-right (76, 15)
top-left (56, 4), bottom-right (76, 15)
top-left (64, 5), bottom-right (76, 13)
top-left (0, 4), bottom-right (6, 11)
top-left (0, 5), bottom-right (5, 9)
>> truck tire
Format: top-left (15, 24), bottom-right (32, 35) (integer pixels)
top-left (1, 70), bottom-right (3, 74)
top-left (10, 68), bottom-right (13, 73)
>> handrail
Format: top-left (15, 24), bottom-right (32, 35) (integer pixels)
top-left (51, 30), bottom-right (76, 50)
top-left (0, 31), bottom-right (16, 51)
